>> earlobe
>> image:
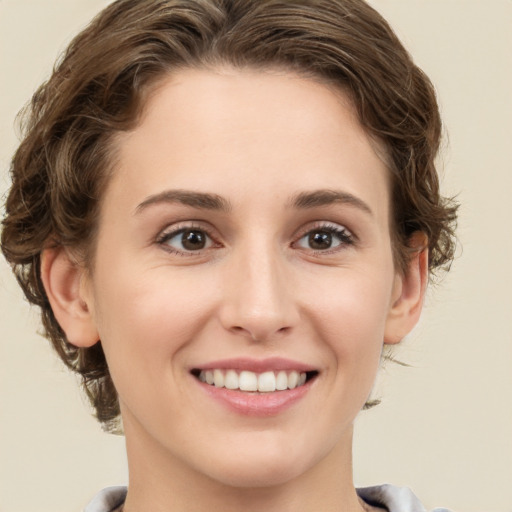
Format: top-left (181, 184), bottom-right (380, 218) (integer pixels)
top-left (40, 247), bottom-right (99, 348)
top-left (384, 233), bottom-right (429, 345)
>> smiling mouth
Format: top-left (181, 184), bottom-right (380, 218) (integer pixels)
top-left (191, 369), bottom-right (318, 393)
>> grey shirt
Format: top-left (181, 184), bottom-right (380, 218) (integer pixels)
top-left (83, 484), bottom-right (452, 512)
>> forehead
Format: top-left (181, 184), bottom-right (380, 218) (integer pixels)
top-left (108, 67), bottom-right (390, 223)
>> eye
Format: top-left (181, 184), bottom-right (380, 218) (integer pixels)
top-left (295, 224), bottom-right (354, 252)
top-left (158, 227), bottom-right (214, 254)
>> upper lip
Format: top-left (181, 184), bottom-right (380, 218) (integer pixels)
top-left (190, 357), bottom-right (317, 373)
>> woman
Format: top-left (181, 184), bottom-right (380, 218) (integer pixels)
top-left (1, 1), bottom-right (457, 511)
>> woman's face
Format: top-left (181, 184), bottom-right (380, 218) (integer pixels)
top-left (82, 68), bottom-right (412, 487)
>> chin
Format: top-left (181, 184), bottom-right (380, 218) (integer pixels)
top-left (194, 436), bottom-right (326, 489)
top-left (205, 457), bottom-right (308, 489)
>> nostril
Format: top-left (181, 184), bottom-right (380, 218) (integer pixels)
top-left (229, 325), bottom-right (265, 342)
top-left (228, 324), bottom-right (293, 342)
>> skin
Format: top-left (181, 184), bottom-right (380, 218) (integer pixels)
top-left (42, 67), bottom-right (427, 512)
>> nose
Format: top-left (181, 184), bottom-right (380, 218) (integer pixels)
top-left (218, 243), bottom-right (300, 342)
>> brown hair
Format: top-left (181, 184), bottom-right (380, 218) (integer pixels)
top-left (1, 0), bottom-right (457, 430)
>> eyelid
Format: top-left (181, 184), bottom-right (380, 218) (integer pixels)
top-left (154, 219), bottom-right (355, 257)
top-left (292, 221), bottom-right (356, 252)
top-left (156, 221), bottom-right (221, 255)
top-left (293, 220), bottom-right (354, 238)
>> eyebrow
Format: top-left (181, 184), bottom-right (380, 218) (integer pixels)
top-left (135, 189), bottom-right (232, 214)
top-left (135, 188), bottom-right (372, 216)
top-left (289, 189), bottom-right (373, 216)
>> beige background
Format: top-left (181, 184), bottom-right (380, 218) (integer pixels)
top-left (1, 1), bottom-right (511, 511)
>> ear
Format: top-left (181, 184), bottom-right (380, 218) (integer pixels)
top-left (384, 232), bottom-right (429, 345)
top-left (40, 247), bottom-right (99, 348)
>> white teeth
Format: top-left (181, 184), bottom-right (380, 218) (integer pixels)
top-left (276, 371), bottom-right (288, 390)
top-left (288, 371), bottom-right (299, 389)
top-left (197, 369), bottom-right (310, 392)
top-left (213, 369), bottom-right (224, 388)
top-left (258, 371), bottom-right (276, 392)
top-left (239, 371), bottom-right (258, 391)
top-left (224, 369), bottom-right (239, 390)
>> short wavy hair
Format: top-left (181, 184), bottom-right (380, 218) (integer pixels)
top-left (1, 0), bottom-right (457, 430)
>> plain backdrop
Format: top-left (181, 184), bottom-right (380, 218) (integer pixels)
top-left (1, 1), bottom-right (511, 511)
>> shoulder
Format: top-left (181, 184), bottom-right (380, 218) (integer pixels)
top-left (85, 484), bottom-right (452, 512)
top-left (357, 484), bottom-right (452, 512)
top-left (83, 486), bottom-right (127, 512)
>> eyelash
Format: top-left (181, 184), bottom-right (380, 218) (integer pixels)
top-left (293, 222), bottom-right (355, 254)
top-left (156, 223), bottom-right (219, 256)
top-left (156, 222), bottom-right (355, 257)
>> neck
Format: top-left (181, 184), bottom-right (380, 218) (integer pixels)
top-left (122, 419), bottom-right (365, 512)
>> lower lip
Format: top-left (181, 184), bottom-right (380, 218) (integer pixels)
top-left (196, 379), bottom-right (313, 417)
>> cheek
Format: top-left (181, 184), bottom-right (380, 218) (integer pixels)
top-left (91, 265), bottom-right (217, 380)
top-left (307, 268), bottom-right (394, 378)
top-left (312, 269), bottom-right (393, 338)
